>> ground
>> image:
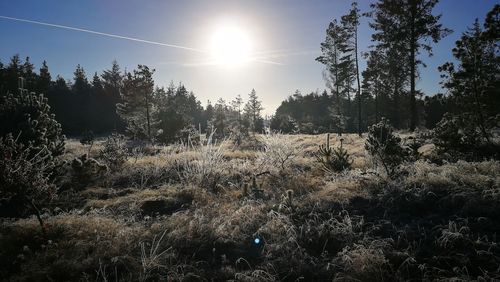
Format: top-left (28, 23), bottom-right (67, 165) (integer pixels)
top-left (1, 133), bottom-right (499, 281)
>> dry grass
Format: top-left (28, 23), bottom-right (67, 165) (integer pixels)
top-left (2, 132), bottom-right (500, 281)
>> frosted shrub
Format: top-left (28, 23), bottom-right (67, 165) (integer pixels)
top-left (0, 89), bottom-right (65, 158)
top-left (98, 133), bottom-right (128, 170)
top-left (0, 134), bottom-right (57, 233)
top-left (365, 118), bottom-right (407, 178)
top-left (259, 132), bottom-right (302, 172)
top-left (176, 131), bottom-right (228, 190)
top-left (314, 134), bottom-right (352, 173)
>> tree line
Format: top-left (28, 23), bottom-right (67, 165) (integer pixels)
top-left (0, 1), bottom-right (498, 141)
top-left (271, 1), bottom-right (499, 136)
top-left (0, 58), bottom-right (265, 143)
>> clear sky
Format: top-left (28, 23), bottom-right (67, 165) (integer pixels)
top-left (0, 0), bottom-right (497, 115)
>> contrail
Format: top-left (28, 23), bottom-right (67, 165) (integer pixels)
top-left (0, 15), bottom-right (299, 66)
top-left (0, 15), bottom-right (207, 53)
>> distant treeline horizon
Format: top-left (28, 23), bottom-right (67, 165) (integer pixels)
top-left (0, 2), bottom-right (498, 141)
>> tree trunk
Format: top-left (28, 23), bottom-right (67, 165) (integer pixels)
top-left (409, 4), bottom-right (417, 132)
top-left (29, 199), bottom-right (46, 235)
top-left (334, 45), bottom-right (342, 136)
top-left (355, 25), bottom-right (362, 136)
top-left (472, 64), bottom-right (491, 143)
top-left (393, 81), bottom-right (400, 129)
top-left (145, 89), bottom-right (152, 143)
top-left (375, 78), bottom-right (380, 124)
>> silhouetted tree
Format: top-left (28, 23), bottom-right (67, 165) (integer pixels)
top-left (439, 6), bottom-right (499, 141)
top-left (101, 60), bottom-right (125, 133)
top-left (370, 0), bottom-right (451, 131)
top-left (155, 83), bottom-right (204, 143)
top-left (117, 65), bottom-right (156, 141)
top-left (213, 98), bottom-right (227, 137)
top-left (244, 89), bottom-right (263, 133)
top-left (342, 2), bottom-right (363, 136)
top-left (37, 60), bottom-right (51, 94)
top-left (317, 19), bottom-right (351, 135)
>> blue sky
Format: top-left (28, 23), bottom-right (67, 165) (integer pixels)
top-left (0, 0), bottom-right (497, 114)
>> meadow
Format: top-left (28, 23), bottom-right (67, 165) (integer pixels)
top-left (1, 132), bottom-right (499, 281)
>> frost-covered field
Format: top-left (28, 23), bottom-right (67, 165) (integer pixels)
top-left (1, 133), bottom-right (500, 281)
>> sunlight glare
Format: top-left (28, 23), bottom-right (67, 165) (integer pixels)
top-left (210, 25), bottom-right (253, 66)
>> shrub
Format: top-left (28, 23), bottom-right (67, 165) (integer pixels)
top-left (270, 115), bottom-right (298, 134)
top-left (79, 130), bottom-right (95, 154)
top-left (178, 124), bottom-right (201, 146)
top-left (71, 154), bottom-right (108, 185)
top-left (314, 134), bottom-right (352, 173)
top-left (98, 133), bottom-right (128, 170)
top-left (259, 132), bottom-right (302, 172)
top-left (0, 89), bottom-right (65, 158)
top-left (365, 118), bottom-right (407, 178)
top-left (176, 131), bottom-right (228, 191)
top-left (0, 134), bottom-right (57, 233)
top-left (402, 135), bottom-right (424, 162)
top-left (433, 113), bottom-right (485, 160)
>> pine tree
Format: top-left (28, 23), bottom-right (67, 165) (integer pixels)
top-left (101, 60), bottom-right (125, 132)
top-left (341, 2), bottom-right (363, 136)
top-left (230, 94), bottom-right (244, 129)
top-left (205, 100), bottom-right (215, 132)
top-left (439, 6), bottom-right (499, 142)
top-left (370, 0), bottom-right (451, 131)
top-left (37, 60), bottom-right (52, 94)
top-left (91, 72), bottom-right (103, 92)
top-left (4, 55), bottom-right (22, 93)
top-left (243, 89), bottom-right (263, 133)
top-left (362, 50), bottom-right (383, 124)
top-left (0, 60), bottom-right (4, 95)
top-left (317, 19), bottom-right (351, 135)
top-left (22, 57), bottom-right (38, 92)
top-left (0, 78), bottom-right (65, 157)
top-left (72, 64), bottom-right (90, 95)
top-left (117, 65), bottom-right (156, 142)
top-left (213, 98), bottom-right (227, 137)
top-left (155, 83), bottom-right (204, 143)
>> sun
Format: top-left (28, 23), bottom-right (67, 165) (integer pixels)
top-left (210, 25), bottom-right (253, 66)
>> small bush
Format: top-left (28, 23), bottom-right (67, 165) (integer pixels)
top-left (71, 154), bottom-right (108, 185)
top-left (259, 132), bottom-right (302, 172)
top-left (98, 133), bottom-right (128, 170)
top-left (314, 134), bottom-right (352, 173)
top-left (176, 131), bottom-right (228, 191)
top-left (432, 113), bottom-right (497, 161)
top-left (365, 118), bottom-right (408, 178)
top-left (0, 90), bottom-right (65, 158)
top-left (79, 130), bottom-right (95, 154)
top-left (0, 134), bottom-right (57, 232)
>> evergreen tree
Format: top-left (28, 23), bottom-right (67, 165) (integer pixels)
top-left (213, 98), bottom-right (227, 137)
top-left (37, 60), bottom-right (51, 94)
top-left (370, 0), bottom-right (451, 131)
top-left (0, 79), bottom-right (65, 157)
top-left (22, 57), bottom-right (38, 91)
top-left (341, 2), bottom-right (363, 136)
top-left (91, 72), bottom-right (103, 92)
top-left (0, 60), bottom-right (4, 95)
top-left (317, 19), bottom-right (350, 135)
top-left (204, 100), bottom-right (215, 132)
top-left (72, 64), bottom-right (90, 95)
top-left (155, 83), bottom-right (204, 143)
top-left (243, 89), bottom-right (263, 133)
top-left (439, 6), bottom-right (499, 141)
top-left (230, 94), bottom-right (244, 131)
top-left (117, 65), bottom-right (156, 141)
top-left (4, 55), bottom-right (22, 93)
top-left (101, 60), bottom-right (125, 132)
